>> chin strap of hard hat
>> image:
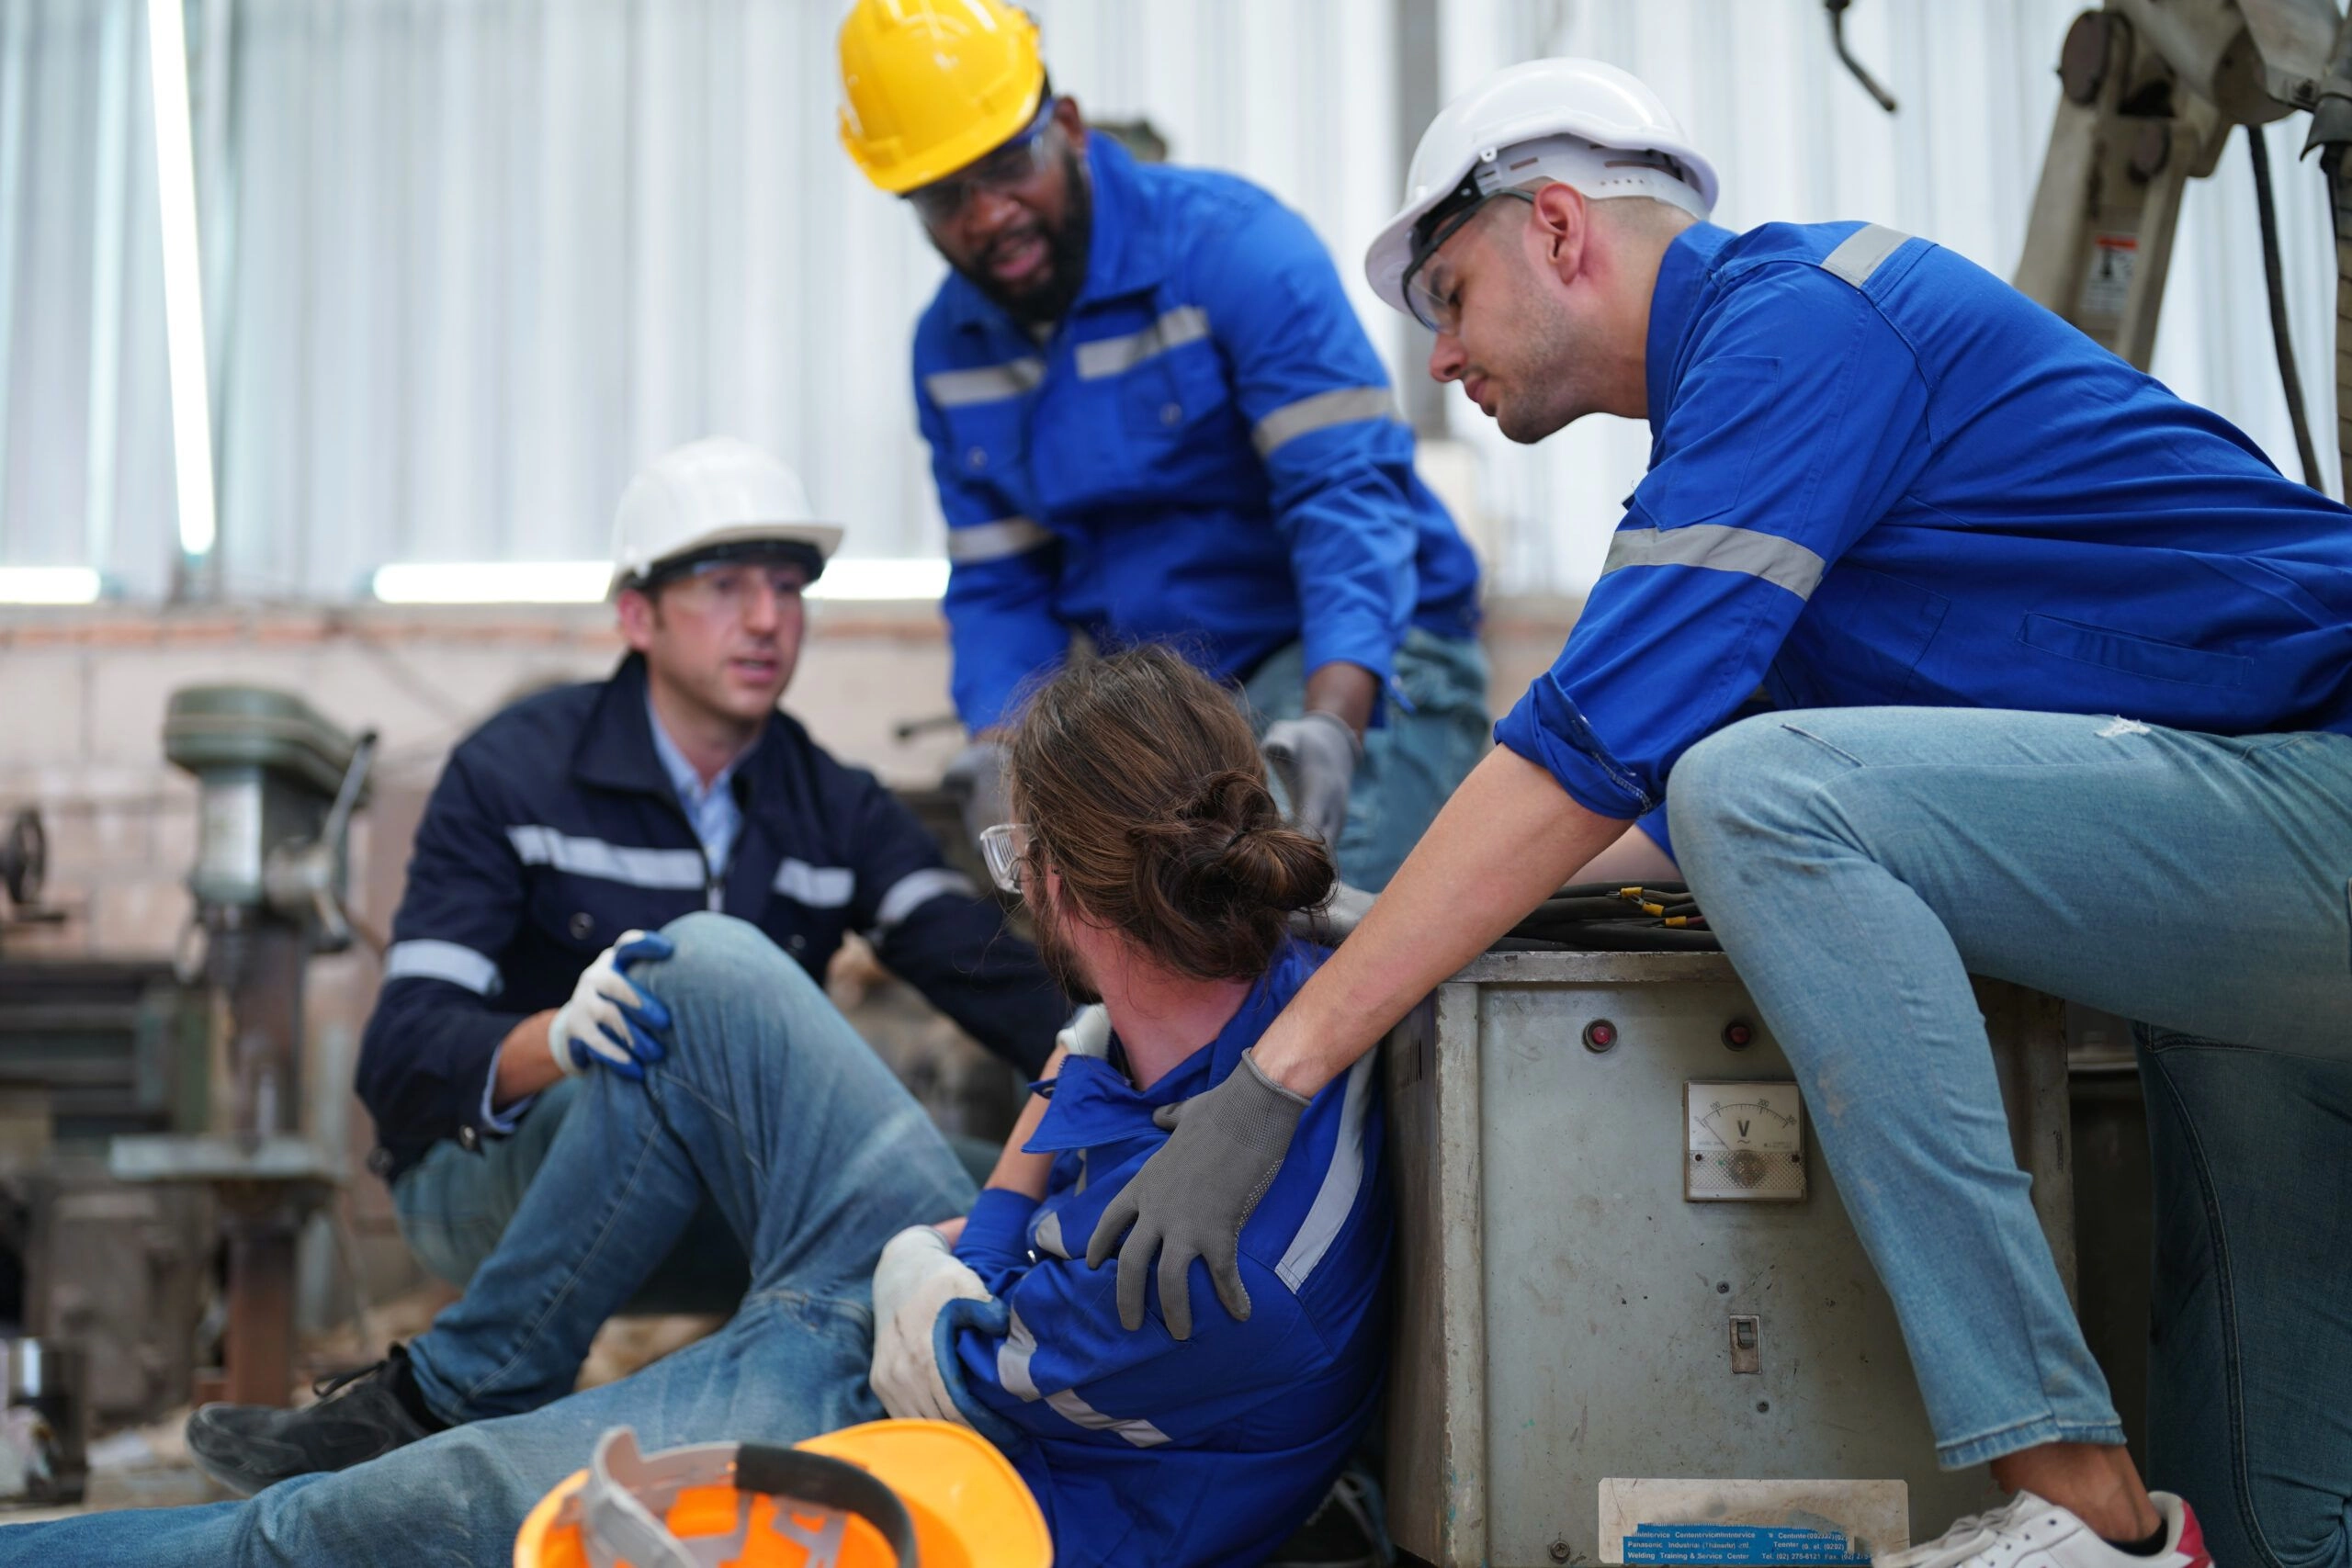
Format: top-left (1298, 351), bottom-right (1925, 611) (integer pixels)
top-left (575, 1427), bottom-right (921, 1568)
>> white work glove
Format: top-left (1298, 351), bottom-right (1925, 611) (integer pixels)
top-left (1056, 1003), bottom-right (1112, 1060)
top-left (869, 1224), bottom-right (993, 1427)
top-left (942, 741), bottom-right (1012, 855)
top-left (546, 930), bottom-right (674, 1083)
top-left (1262, 711), bottom-right (1362, 850)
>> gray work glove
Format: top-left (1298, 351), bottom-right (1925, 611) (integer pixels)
top-left (942, 740), bottom-right (1011, 852)
top-left (1085, 1050), bottom-right (1310, 1339)
top-left (1262, 711), bottom-right (1362, 850)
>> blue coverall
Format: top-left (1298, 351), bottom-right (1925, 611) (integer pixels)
top-left (914, 133), bottom-right (1489, 887)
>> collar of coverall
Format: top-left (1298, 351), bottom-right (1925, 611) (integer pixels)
top-left (569, 652), bottom-right (786, 818)
top-left (941, 131), bottom-right (1163, 337)
top-left (1642, 220), bottom-right (1735, 431)
top-left (1017, 935), bottom-right (1319, 1154)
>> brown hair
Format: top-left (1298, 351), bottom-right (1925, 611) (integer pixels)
top-left (1004, 645), bottom-right (1334, 981)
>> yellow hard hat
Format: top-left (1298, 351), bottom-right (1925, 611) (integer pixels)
top-left (838, 0), bottom-right (1046, 194)
top-left (514, 1421), bottom-right (1052, 1568)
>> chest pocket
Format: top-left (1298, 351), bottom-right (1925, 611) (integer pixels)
top-left (925, 356), bottom-right (1042, 487)
top-left (1076, 304), bottom-right (1219, 439)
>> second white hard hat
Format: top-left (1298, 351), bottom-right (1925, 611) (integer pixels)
top-left (608, 437), bottom-right (844, 599)
top-left (1364, 58), bottom-right (1719, 321)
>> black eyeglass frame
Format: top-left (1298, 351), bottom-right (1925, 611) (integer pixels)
top-left (1399, 183), bottom-right (1538, 333)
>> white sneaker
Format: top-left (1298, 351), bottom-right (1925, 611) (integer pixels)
top-left (1876, 1491), bottom-right (2212, 1568)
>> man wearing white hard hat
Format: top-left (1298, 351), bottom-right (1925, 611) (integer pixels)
top-left (1087, 57), bottom-right (2352, 1568)
top-left (180, 439), bottom-right (1069, 1491)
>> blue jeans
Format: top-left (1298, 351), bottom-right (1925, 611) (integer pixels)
top-left (1245, 627), bottom-right (1491, 891)
top-left (393, 1077), bottom-right (751, 1315)
top-left (0, 913), bottom-right (976, 1565)
top-left (1669, 709), bottom-right (2352, 1561)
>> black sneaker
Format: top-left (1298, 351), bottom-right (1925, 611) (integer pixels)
top-left (185, 1344), bottom-right (444, 1495)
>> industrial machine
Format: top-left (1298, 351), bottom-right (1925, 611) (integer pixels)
top-left (111, 686), bottom-right (375, 1408)
top-left (0, 803), bottom-right (216, 1439)
top-left (1383, 949), bottom-right (2076, 1568)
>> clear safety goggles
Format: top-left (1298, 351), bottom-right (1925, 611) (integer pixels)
top-left (1399, 186), bottom-right (1535, 334)
top-left (906, 97), bottom-right (1059, 228)
top-left (978, 822), bottom-right (1032, 895)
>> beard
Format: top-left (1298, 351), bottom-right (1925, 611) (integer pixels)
top-left (965, 148), bottom-right (1093, 327)
top-left (1030, 898), bottom-right (1101, 1006)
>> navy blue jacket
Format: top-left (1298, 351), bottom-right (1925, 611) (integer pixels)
top-left (916, 135), bottom-right (1483, 733)
top-left (1502, 220), bottom-right (2352, 837)
top-left (358, 654), bottom-right (1067, 1182)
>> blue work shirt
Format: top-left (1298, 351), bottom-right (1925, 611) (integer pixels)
top-left (358, 654), bottom-right (1068, 1182)
top-left (938, 937), bottom-right (1388, 1568)
top-left (915, 135), bottom-right (1483, 733)
top-left (646, 692), bottom-right (745, 876)
top-left (1502, 220), bottom-right (2352, 836)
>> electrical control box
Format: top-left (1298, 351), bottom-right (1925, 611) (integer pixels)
top-left (1383, 950), bottom-right (2075, 1568)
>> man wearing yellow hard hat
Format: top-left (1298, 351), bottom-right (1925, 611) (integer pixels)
top-left (839, 0), bottom-right (1488, 895)
top-left (0, 649), bottom-right (1391, 1568)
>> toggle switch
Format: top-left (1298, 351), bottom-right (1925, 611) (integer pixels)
top-left (1729, 1314), bottom-right (1761, 1374)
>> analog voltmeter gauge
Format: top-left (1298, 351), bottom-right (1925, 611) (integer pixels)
top-left (1684, 1081), bottom-right (1806, 1201)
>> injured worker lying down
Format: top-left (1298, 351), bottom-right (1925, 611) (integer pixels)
top-left (0, 643), bottom-right (1390, 1568)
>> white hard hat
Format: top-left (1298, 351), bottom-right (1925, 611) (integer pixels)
top-left (608, 437), bottom-right (845, 598)
top-left (1364, 58), bottom-right (1718, 321)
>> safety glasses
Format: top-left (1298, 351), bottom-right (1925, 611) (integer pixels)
top-left (1399, 187), bottom-right (1536, 334)
top-left (978, 822), bottom-right (1033, 894)
top-left (906, 98), bottom-right (1060, 228)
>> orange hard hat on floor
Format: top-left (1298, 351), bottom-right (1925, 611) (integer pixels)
top-left (837, 0), bottom-right (1046, 194)
top-left (514, 1420), bottom-right (1052, 1568)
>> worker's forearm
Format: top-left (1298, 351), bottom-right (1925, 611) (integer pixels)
top-left (1252, 748), bottom-right (1628, 1097)
top-left (983, 1045), bottom-right (1066, 1201)
top-left (492, 1010), bottom-right (560, 1107)
top-left (1303, 660), bottom-right (1380, 739)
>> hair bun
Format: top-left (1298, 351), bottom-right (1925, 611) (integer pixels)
top-left (1206, 820), bottom-right (1335, 914)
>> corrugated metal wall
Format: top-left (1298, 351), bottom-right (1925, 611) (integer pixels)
top-left (199, 0), bottom-right (1403, 597)
top-left (2, 0), bottom-right (2342, 599)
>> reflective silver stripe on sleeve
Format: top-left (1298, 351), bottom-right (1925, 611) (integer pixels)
top-left (997, 1307), bottom-right (1043, 1401)
top-left (1274, 1053), bottom-right (1375, 1292)
top-left (996, 1304), bottom-right (1170, 1446)
top-left (506, 826), bottom-right (706, 890)
top-left (1820, 223), bottom-right (1910, 288)
top-left (1074, 306), bottom-right (1210, 380)
top-left (1033, 1209), bottom-right (1069, 1259)
top-left (1600, 524), bottom-right (1828, 601)
top-left (772, 858), bottom-right (855, 908)
top-left (924, 357), bottom-right (1046, 408)
top-left (872, 867), bottom-right (977, 931)
top-left (1046, 1390), bottom-right (1172, 1449)
top-left (383, 939), bottom-right (503, 997)
top-left (1251, 386), bottom-right (1396, 457)
top-left (945, 517), bottom-right (1053, 564)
